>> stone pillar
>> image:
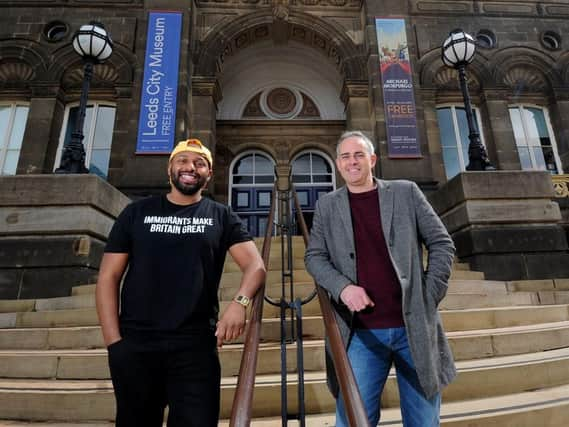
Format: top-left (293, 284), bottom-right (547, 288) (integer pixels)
top-left (341, 80), bottom-right (376, 178)
top-left (422, 89), bottom-right (447, 186)
top-left (549, 89), bottom-right (569, 172)
top-left (481, 90), bottom-right (521, 171)
top-left (341, 80), bottom-right (373, 134)
top-left (107, 91), bottom-right (134, 186)
top-left (429, 171), bottom-right (569, 280)
top-left (190, 77), bottom-right (220, 149)
top-left (191, 76), bottom-right (221, 197)
top-left (553, 175), bottom-right (569, 246)
top-left (0, 175), bottom-right (130, 299)
top-left (16, 89), bottom-right (65, 174)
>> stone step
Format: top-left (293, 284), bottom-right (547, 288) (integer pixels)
top-left (453, 262), bottom-right (470, 271)
top-left (5, 283), bottom-right (561, 317)
top-left (442, 305), bottom-right (569, 331)
top-left (1, 278), bottom-right (540, 315)
top-left (4, 319), bottom-right (569, 380)
top-left (221, 383), bottom-right (569, 426)
top-left (223, 252), bottom-right (306, 274)
top-left (0, 295), bottom-right (96, 314)
top-left (222, 251), bottom-right (471, 274)
top-left (221, 268), bottom-right (486, 289)
top-left (448, 320), bottom-right (569, 360)
top-left (69, 269), bottom-right (482, 299)
top-left (0, 340), bottom-right (326, 380)
top-left (1, 348), bottom-right (569, 421)
top-left (2, 320), bottom-right (569, 370)
top-left (447, 279), bottom-right (509, 294)
top-left (440, 292), bottom-right (542, 309)
top-left (506, 279), bottom-right (569, 292)
top-left (449, 270), bottom-right (485, 280)
top-left (220, 270), bottom-right (313, 289)
top-left (2, 300), bottom-right (567, 333)
top-left (70, 285), bottom-right (96, 296)
top-left (219, 269), bottom-right (485, 290)
top-left (1, 382), bottom-right (568, 426)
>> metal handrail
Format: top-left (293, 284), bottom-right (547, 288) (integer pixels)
top-left (229, 183), bottom-right (277, 427)
top-left (292, 186), bottom-right (371, 427)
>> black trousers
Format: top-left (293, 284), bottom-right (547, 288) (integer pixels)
top-left (107, 332), bottom-right (220, 427)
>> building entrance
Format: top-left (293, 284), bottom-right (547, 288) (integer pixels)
top-left (229, 151), bottom-right (276, 237)
top-left (228, 149), bottom-right (335, 237)
top-left (291, 151), bottom-right (335, 231)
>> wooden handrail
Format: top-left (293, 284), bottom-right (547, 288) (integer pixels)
top-left (229, 184), bottom-right (277, 427)
top-left (292, 187), bottom-right (371, 427)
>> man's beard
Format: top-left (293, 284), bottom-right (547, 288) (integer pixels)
top-left (170, 168), bottom-right (208, 196)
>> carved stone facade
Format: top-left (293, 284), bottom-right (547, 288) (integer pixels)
top-left (1, 0), bottom-right (569, 278)
top-left (0, 0), bottom-right (567, 196)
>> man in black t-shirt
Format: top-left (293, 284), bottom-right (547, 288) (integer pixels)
top-left (96, 138), bottom-right (266, 427)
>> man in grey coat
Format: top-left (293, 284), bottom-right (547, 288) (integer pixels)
top-left (305, 131), bottom-right (456, 426)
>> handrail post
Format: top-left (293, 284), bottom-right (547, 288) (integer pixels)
top-left (229, 184), bottom-right (277, 427)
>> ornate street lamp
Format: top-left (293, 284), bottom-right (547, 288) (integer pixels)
top-left (56, 22), bottom-right (113, 174)
top-left (442, 29), bottom-right (494, 171)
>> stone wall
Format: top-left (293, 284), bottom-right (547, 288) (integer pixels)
top-left (0, 175), bottom-right (130, 299)
top-left (430, 171), bottom-right (569, 280)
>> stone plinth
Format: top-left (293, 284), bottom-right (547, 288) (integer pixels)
top-left (429, 171), bottom-right (569, 280)
top-left (0, 175), bottom-right (130, 299)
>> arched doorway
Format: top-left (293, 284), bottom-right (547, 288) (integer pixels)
top-left (291, 150), bottom-right (335, 230)
top-left (229, 151), bottom-right (276, 237)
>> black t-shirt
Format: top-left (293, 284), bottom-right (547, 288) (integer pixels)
top-left (104, 195), bottom-right (251, 336)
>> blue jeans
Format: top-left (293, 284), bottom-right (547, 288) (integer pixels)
top-left (336, 327), bottom-right (440, 427)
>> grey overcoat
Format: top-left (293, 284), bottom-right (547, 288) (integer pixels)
top-left (304, 178), bottom-right (457, 399)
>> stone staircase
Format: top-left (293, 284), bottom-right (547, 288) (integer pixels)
top-left (1, 237), bottom-right (569, 426)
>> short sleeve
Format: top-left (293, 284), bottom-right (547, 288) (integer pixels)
top-left (225, 206), bottom-right (252, 248)
top-left (104, 203), bottom-right (135, 253)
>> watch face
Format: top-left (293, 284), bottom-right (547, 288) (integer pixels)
top-left (235, 295), bottom-right (250, 306)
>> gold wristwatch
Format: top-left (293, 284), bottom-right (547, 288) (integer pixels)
top-left (233, 295), bottom-right (251, 308)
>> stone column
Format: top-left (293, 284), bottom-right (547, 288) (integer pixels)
top-left (341, 80), bottom-right (373, 134)
top-left (429, 171), bottom-right (569, 280)
top-left (0, 175), bottom-right (130, 299)
top-left (341, 79), bottom-right (374, 177)
top-left (421, 89), bottom-right (447, 185)
top-left (481, 90), bottom-right (521, 171)
top-left (16, 88), bottom-right (65, 174)
top-left (190, 77), bottom-right (220, 148)
top-left (191, 76), bottom-right (221, 196)
top-left (549, 89), bottom-right (569, 172)
top-left (107, 86), bottom-right (133, 187)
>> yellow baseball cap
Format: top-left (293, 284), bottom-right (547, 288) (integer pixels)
top-left (169, 138), bottom-right (213, 167)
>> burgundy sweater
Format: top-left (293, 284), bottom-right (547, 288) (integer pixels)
top-left (348, 189), bottom-right (404, 329)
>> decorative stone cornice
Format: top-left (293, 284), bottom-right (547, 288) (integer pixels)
top-left (480, 88), bottom-right (512, 102)
top-left (192, 76), bottom-right (222, 105)
top-left (551, 88), bottom-right (569, 102)
top-left (61, 63), bottom-right (119, 89)
top-left (197, 0), bottom-right (361, 8)
top-left (340, 79), bottom-right (368, 103)
top-left (410, 0), bottom-right (569, 18)
top-left (502, 66), bottom-right (549, 92)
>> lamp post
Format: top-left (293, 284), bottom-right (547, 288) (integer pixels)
top-left (56, 22), bottom-right (113, 174)
top-left (442, 29), bottom-right (494, 171)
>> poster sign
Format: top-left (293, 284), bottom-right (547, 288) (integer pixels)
top-left (136, 12), bottom-right (183, 153)
top-left (375, 18), bottom-right (421, 158)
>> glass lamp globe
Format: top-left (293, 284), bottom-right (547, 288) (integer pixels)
top-left (72, 22), bottom-right (113, 62)
top-left (442, 30), bottom-right (476, 68)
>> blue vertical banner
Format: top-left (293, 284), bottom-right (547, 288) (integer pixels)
top-left (136, 11), bottom-right (183, 153)
top-left (375, 18), bottom-right (422, 158)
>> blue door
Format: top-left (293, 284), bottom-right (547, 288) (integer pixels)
top-left (292, 151), bottom-right (334, 231)
top-left (230, 152), bottom-right (275, 237)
